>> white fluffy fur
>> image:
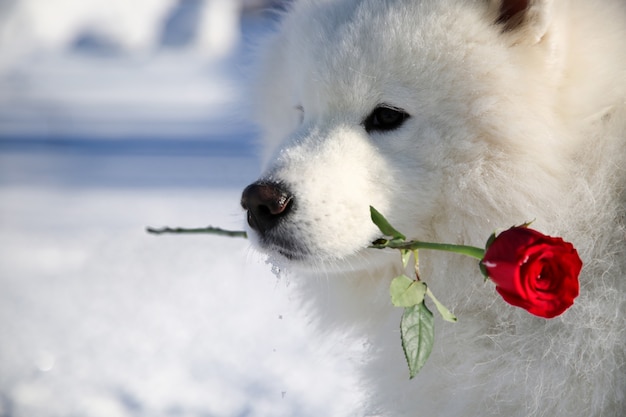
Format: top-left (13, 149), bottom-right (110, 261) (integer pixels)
top-left (246, 0), bottom-right (626, 415)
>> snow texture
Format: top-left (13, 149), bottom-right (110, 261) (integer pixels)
top-left (0, 1), bottom-right (360, 416)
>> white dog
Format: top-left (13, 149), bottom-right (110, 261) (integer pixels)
top-left (241, 1), bottom-right (626, 416)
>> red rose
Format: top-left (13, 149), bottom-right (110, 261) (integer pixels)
top-left (481, 227), bottom-right (582, 318)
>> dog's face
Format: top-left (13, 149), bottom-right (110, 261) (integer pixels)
top-left (242, 0), bottom-right (566, 270)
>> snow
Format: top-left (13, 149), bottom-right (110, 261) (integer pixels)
top-left (0, 186), bottom-right (360, 417)
top-left (0, 0), bottom-right (269, 139)
top-left (0, 1), bottom-right (361, 416)
top-left (0, 52), bottom-right (245, 139)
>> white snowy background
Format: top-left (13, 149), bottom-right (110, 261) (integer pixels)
top-left (0, 1), bottom-right (361, 416)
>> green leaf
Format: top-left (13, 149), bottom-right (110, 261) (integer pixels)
top-left (401, 302), bottom-right (435, 379)
top-left (370, 206), bottom-right (406, 240)
top-left (390, 275), bottom-right (427, 308)
top-left (426, 288), bottom-right (457, 323)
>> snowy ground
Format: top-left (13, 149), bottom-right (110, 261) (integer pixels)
top-left (0, 2), bottom-right (361, 416)
top-left (0, 182), bottom-right (360, 417)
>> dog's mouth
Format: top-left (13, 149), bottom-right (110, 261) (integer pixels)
top-left (254, 231), bottom-right (313, 262)
top-left (271, 242), bottom-right (310, 262)
top-left (241, 180), bottom-right (385, 267)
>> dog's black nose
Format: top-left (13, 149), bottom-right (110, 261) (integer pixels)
top-left (241, 181), bottom-right (293, 234)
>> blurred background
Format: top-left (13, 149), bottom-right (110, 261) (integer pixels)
top-left (0, 1), bottom-right (361, 416)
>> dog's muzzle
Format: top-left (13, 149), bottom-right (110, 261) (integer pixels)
top-left (240, 181), bottom-right (294, 235)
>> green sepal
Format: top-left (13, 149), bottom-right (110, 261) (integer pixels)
top-left (479, 259), bottom-right (489, 282)
top-left (518, 219), bottom-right (535, 228)
top-left (370, 206), bottom-right (406, 240)
top-left (482, 231), bottom-right (496, 283)
top-left (484, 230), bottom-right (497, 250)
top-left (390, 275), bottom-right (426, 308)
top-left (401, 302), bottom-right (435, 379)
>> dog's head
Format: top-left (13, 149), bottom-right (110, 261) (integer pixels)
top-left (241, 0), bottom-right (576, 270)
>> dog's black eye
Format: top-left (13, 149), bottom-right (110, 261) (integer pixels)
top-left (364, 106), bottom-right (410, 133)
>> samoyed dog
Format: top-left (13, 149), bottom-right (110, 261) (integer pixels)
top-left (241, 0), bottom-right (626, 416)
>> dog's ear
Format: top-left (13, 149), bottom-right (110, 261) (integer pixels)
top-left (491, 0), bottom-right (556, 44)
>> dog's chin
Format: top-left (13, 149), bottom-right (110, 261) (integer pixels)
top-left (258, 235), bottom-right (313, 262)
top-left (268, 245), bottom-right (310, 263)
top-left (261, 243), bottom-right (346, 272)
top-left (249, 232), bottom-right (393, 274)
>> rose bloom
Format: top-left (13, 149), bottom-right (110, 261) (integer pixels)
top-left (481, 227), bottom-right (582, 318)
